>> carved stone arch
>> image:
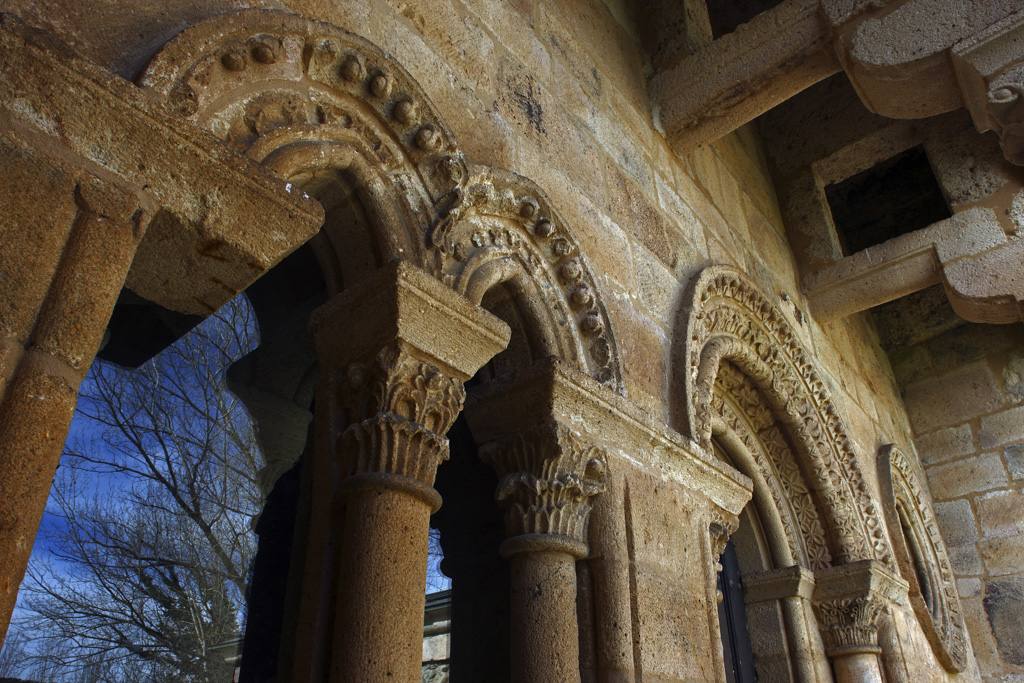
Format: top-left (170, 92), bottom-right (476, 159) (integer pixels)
top-left (140, 11), bottom-right (622, 391)
top-left (677, 265), bottom-right (893, 569)
top-left (428, 166), bottom-right (622, 389)
top-left (139, 9), bottom-right (467, 292)
top-left (878, 444), bottom-right (968, 672)
top-left (711, 363), bottom-right (831, 570)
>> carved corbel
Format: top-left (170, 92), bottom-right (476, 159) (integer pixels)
top-left (953, 10), bottom-right (1024, 165)
top-left (813, 560), bottom-right (908, 657)
top-left (480, 421), bottom-right (608, 559)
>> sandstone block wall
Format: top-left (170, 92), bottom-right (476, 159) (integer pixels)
top-left (890, 308), bottom-right (1024, 680)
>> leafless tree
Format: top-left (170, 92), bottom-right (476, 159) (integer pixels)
top-left (10, 296), bottom-right (262, 682)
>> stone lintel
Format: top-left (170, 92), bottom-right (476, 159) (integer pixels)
top-left (0, 13), bottom-right (324, 316)
top-left (744, 565), bottom-right (816, 604)
top-left (310, 261), bottom-right (511, 380)
top-left (466, 358), bottom-right (752, 518)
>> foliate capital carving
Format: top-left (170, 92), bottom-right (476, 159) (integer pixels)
top-left (332, 342), bottom-right (465, 509)
top-left (480, 422), bottom-right (608, 557)
top-left (813, 560), bottom-right (908, 657)
top-left (813, 595), bottom-right (887, 656)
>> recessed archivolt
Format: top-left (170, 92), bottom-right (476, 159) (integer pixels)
top-left (139, 9), bottom-right (620, 390)
top-left (678, 265), bottom-right (893, 569)
top-left (879, 444), bottom-right (968, 672)
top-left (712, 363), bottom-right (831, 570)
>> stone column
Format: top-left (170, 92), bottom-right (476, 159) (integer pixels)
top-left (813, 560), bottom-right (908, 683)
top-left (743, 565), bottom-right (820, 682)
top-left (476, 419), bottom-right (609, 683)
top-left (311, 262), bottom-right (509, 683)
top-left (0, 141), bottom-right (152, 638)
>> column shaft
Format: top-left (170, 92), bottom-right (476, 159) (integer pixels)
top-left (330, 487), bottom-right (433, 682)
top-left (831, 652), bottom-right (884, 683)
top-left (509, 549), bottom-right (582, 683)
top-left (0, 172), bottom-right (147, 639)
top-left (310, 262), bottom-right (510, 682)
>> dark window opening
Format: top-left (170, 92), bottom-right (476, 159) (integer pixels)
top-left (431, 416), bottom-right (510, 682)
top-left (717, 539), bottom-right (758, 683)
top-left (825, 146), bottom-right (951, 256)
top-left (706, 0), bottom-right (785, 38)
top-left (898, 505), bottom-right (938, 618)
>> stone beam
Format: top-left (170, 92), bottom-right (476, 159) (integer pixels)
top-left (0, 13), bottom-right (324, 316)
top-left (654, 1), bottom-right (1024, 166)
top-left (804, 207), bottom-right (1024, 324)
top-left (652, 0), bottom-right (839, 153)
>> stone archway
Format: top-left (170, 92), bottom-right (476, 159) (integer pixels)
top-left (676, 265), bottom-right (893, 569)
top-left (139, 9), bottom-right (621, 393)
top-left (139, 10), bottom-right (625, 681)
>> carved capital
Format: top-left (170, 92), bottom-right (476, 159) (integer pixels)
top-left (813, 560), bottom-right (908, 657)
top-left (333, 342), bottom-right (465, 507)
top-left (480, 421), bottom-right (608, 557)
top-left (312, 262), bottom-right (510, 508)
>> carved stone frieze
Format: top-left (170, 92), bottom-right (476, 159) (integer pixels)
top-left (878, 445), bottom-right (968, 672)
top-left (429, 167), bottom-right (622, 390)
top-left (139, 10), bottom-right (463, 203)
top-left (479, 421), bottom-right (608, 556)
top-left (681, 266), bottom-right (893, 569)
top-left (142, 12), bottom-right (623, 391)
top-left (813, 560), bottom-right (908, 657)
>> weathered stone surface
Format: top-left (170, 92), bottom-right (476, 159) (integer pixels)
top-left (934, 500), bottom-right (980, 546)
top-left (976, 490), bottom-right (1024, 539)
top-left (979, 405), bottom-right (1024, 449)
top-left (905, 363), bottom-right (1005, 434)
top-left (927, 453), bottom-right (1009, 500)
top-left (915, 424), bottom-right (977, 466)
top-left (984, 578), bottom-right (1024, 666)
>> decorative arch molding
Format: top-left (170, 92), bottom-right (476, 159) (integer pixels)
top-left (878, 444), bottom-right (968, 672)
top-left (429, 166), bottom-right (621, 387)
top-left (712, 363), bottom-right (830, 570)
top-left (678, 265), bottom-right (893, 569)
top-left (139, 9), bottom-right (621, 390)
